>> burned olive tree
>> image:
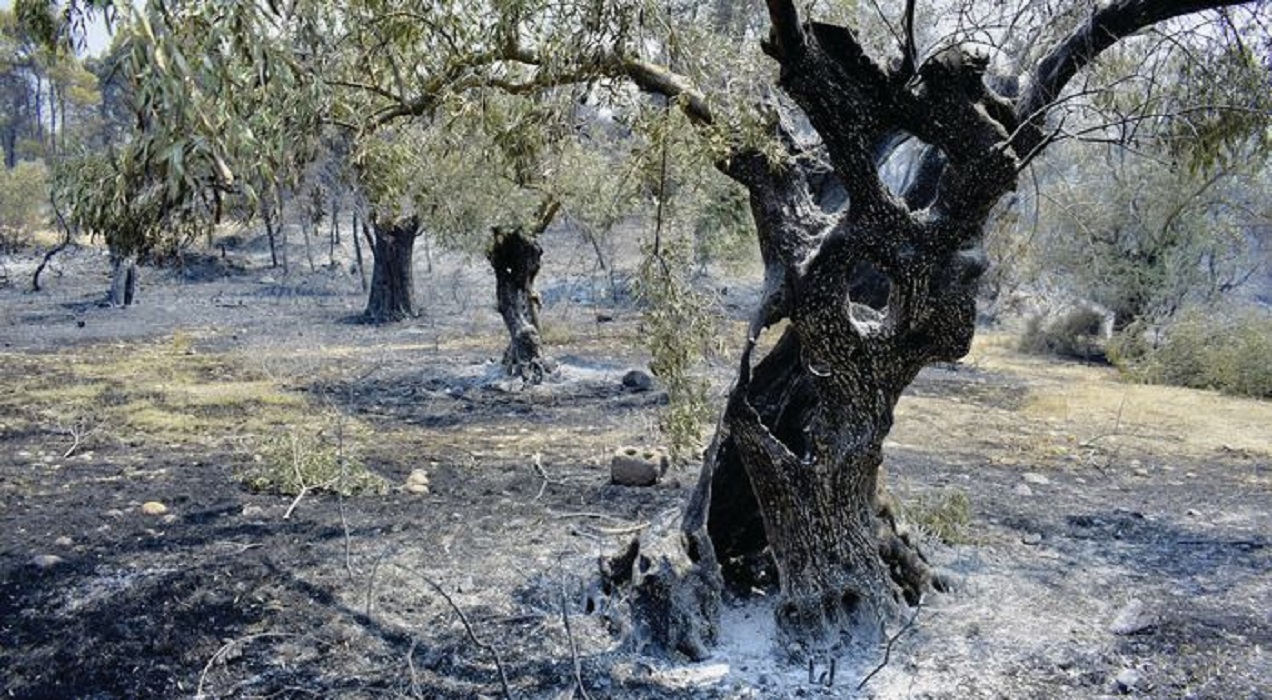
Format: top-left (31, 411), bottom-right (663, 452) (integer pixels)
top-left (486, 198), bottom-right (561, 382)
top-left (362, 215), bottom-right (421, 323)
top-left (609, 0), bottom-right (1260, 658)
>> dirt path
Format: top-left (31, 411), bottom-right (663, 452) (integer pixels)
top-left (1, 240), bottom-right (1268, 699)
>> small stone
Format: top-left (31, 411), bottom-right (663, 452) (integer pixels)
top-left (1014, 484), bottom-right (1034, 497)
top-left (241, 505), bottom-right (265, 518)
top-left (610, 446), bottom-right (668, 487)
top-left (1186, 509), bottom-right (1199, 517)
top-left (32, 554), bottom-right (64, 569)
top-left (141, 501), bottom-right (168, 516)
top-left (404, 468), bottom-right (431, 495)
top-left (1022, 532), bottom-right (1043, 545)
top-left (1110, 598), bottom-right (1155, 635)
top-left (489, 378), bottom-right (523, 394)
top-left (1023, 472), bottom-right (1051, 485)
top-left (54, 536), bottom-right (73, 547)
top-left (1115, 668), bottom-right (1141, 693)
top-left (1133, 467), bottom-right (1149, 477)
top-left (103, 509), bottom-right (124, 519)
top-left (621, 369), bottom-right (655, 392)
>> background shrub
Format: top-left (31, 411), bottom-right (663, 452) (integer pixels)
top-left (1115, 308), bottom-right (1272, 399)
top-left (0, 160), bottom-right (49, 251)
top-left (1018, 307), bottom-right (1107, 361)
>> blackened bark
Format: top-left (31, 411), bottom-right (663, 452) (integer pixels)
top-left (263, 203), bottom-right (280, 269)
top-left (486, 226), bottom-right (553, 383)
top-left (352, 211), bottom-right (367, 291)
top-left (108, 253), bottom-right (137, 307)
top-left (605, 0), bottom-right (1246, 659)
top-left (363, 217), bottom-right (419, 324)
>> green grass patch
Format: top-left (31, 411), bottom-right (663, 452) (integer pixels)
top-left (237, 423), bottom-right (388, 497)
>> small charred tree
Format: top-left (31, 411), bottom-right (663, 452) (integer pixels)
top-left (486, 198), bottom-right (561, 383)
top-left (610, 0), bottom-right (1259, 658)
top-left (363, 215), bottom-right (420, 324)
top-left (107, 253), bottom-right (138, 307)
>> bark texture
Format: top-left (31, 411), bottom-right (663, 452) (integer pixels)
top-left (607, 0), bottom-right (1246, 657)
top-left (363, 217), bottom-right (419, 324)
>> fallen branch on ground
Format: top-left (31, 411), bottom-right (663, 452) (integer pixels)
top-left (395, 564), bottom-right (513, 700)
top-left (857, 597), bottom-right (924, 691)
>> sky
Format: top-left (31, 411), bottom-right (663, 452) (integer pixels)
top-left (1, 0), bottom-right (116, 56)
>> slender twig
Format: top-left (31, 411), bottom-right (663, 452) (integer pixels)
top-left (32, 189), bottom-right (73, 293)
top-left (595, 523), bottom-right (651, 536)
top-left (548, 511), bottom-right (637, 524)
top-left (560, 569), bottom-right (591, 700)
top-left (281, 431), bottom-right (339, 520)
top-left (1079, 394), bottom-right (1128, 448)
top-left (364, 544), bottom-right (395, 618)
top-left (61, 414), bottom-right (103, 459)
top-left (531, 452), bottom-right (563, 501)
top-left (406, 638), bottom-right (423, 699)
top-left (195, 632), bottom-right (292, 698)
top-left (396, 565), bottom-right (513, 700)
top-left (857, 598), bottom-right (923, 691)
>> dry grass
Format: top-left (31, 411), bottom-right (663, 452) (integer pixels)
top-left (0, 332), bottom-right (358, 452)
top-left (891, 332), bottom-right (1272, 472)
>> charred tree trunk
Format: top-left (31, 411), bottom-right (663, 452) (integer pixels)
top-left (363, 216), bottom-right (419, 324)
top-left (605, 0), bottom-right (1232, 657)
top-left (263, 202), bottom-right (280, 269)
top-left (108, 253), bottom-right (138, 307)
top-left (487, 226), bottom-right (552, 383)
top-left (485, 199), bottom-right (561, 383)
top-left (352, 211), bottom-right (367, 291)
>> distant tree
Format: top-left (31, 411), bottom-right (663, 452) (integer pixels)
top-left (1039, 142), bottom-right (1266, 332)
top-left (0, 159), bottom-right (47, 251)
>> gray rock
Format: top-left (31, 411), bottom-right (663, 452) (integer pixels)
top-left (1014, 484), bottom-right (1034, 497)
top-left (32, 554), bottom-right (64, 569)
top-left (1022, 532), bottom-right (1043, 545)
top-left (1115, 668), bottom-right (1140, 693)
top-left (1110, 598), bottom-right (1155, 635)
top-left (610, 446), bottom-right (668, 486)
top-left (1023, 472), bottom-right (1051, 485)
top-left (404, 468), bottom-right (431, 495)
top-left (621, 369), bottom-right (655, 392)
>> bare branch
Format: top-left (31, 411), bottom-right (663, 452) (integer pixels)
top-left (901, 0), bottom-right (918, 78)
top-left (616, 57), bottom-right (714, 125)
top-left (1016, 0), bottom-right (1254, 133)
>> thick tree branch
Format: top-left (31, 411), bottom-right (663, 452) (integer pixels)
top-left (764, 0), bottom-right (806, 60)
top-left (616, 57), bottom-right (714, 125)
top-left (1015, 0), bottom-right (1253, 150)
top-left (900, 0), bottom-right (918, 78)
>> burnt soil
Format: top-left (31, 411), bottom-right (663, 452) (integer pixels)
top-left (1, 235), bottom-right (1268, 699)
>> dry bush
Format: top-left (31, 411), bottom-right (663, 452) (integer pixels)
top-left (1018, 307), bottom-right (1107, 362)
top-left (1114, 309), bottom-right (1272, 399)
top-left (0, 160), bottom-right (49, 252)
top-left (901, 489), bottom-right (973, 545)
top-left (238, 424), bottom-right (387, 497)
